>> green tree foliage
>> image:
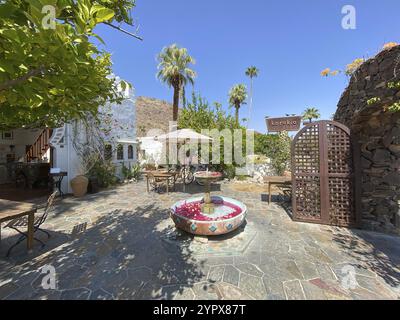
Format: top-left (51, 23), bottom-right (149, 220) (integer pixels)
top-left (157, 44), bottom-right (196, 122)
top-left (302, 107), bottom-right (321, 123)
top-left (178, 92), bottom-right (245, 176)
top-left (178, 93), bottom-right (238, 132)
top-left (254, 132), bottom-right (291, 175)
top-left (228, 84), bottom-right (247, 126)
top-left (0, 0), bottom-right (137, 130)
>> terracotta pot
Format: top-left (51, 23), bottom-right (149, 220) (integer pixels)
top-left (70, 175), bottom-right (89, 197)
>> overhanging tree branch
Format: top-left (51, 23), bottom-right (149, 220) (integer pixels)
top-left (0, 66), bottom-right (46, 91)
top-left (103, 22), bottom-right (143, 41)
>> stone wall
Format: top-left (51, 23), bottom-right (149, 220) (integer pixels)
top-left (250, 162), bottom-right (276, 184)
top-left (335, 45), bottom-right (400, 234)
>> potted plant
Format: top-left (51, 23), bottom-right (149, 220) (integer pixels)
top-left (71, 119), bottom-right (109, 197)
top-left (70, 151), bottom-right (100, 197)
top-left (86, 154), bottom-right (101, 194)
top-left (87, 175), bottom-right (99, 194)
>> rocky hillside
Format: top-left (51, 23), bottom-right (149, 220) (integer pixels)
top-left (135, 96), bottom-right (175, 137)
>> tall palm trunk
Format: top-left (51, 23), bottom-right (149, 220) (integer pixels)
top-left (235, 105), bottom-right (239, 126)
top-left (172, 84), bottom-right (180, 122)
top-left (248, 78), bottom-right (253, 129)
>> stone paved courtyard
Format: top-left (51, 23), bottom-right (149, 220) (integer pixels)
top-left (0, 180), bottom-right (399, 300)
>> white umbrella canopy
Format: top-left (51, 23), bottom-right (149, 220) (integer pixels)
top-left (154, 129), bottom-right (212, 191)
top-left (155, 129), bottom-right (213, 143)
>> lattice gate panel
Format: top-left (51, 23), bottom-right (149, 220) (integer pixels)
top-left (292, 121), bottom-right (357, 227)
top-left (326, 123), bottom-right (356, 226)
top-left (292, 124), bottom-right (321, 221)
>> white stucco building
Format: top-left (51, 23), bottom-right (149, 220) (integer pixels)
top-left (137, 136), bottom-right (163, 166)
top-left (0, 78), bottom-right (137, 195)
top-left (50, 85), bottom-right (137, 193)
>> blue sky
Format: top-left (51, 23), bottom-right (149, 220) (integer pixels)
top-left (95, 0), bottom-right (400, 133)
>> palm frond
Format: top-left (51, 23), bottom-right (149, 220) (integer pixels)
top-left (245, 66), bottom-right (260, 78)
top-left (157, 44), bottom-right (196, 88)
top-left (229, 84), bottom-right (248, 107)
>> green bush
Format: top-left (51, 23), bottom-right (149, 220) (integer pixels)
top-left (178, 92), bottom-right (247, 178)
top-left (122, 163), bottom-right (141, 181)
top-left (221, 164), bottom-right (236, 180)
top-left (254, 132), bottom-right (291, 175)
top-left (88, 160), bottom-right (117, 188)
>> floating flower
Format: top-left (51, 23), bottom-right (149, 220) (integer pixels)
top-left (320, 68), bottom-right (331, 77)
top-left (174, 200), bottom-right (243, 221)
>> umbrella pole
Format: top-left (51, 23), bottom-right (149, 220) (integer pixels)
top-left (183, 141), bottom-right (186, 193)
top-left (167, 140), bottom-right (169, 171)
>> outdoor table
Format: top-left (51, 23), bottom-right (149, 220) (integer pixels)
top-left (263, 176), bottom-right (292, 204)
top-left (145, 171), bottom-right (178, 194)
top-left (0, 199), bottom-right (37, 250)
top-left (50, 171), bottom-right (67, 197)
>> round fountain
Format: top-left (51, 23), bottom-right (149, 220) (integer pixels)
top-left (170, 171), bottom-right (247, 236)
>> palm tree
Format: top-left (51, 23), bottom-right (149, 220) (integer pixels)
top-left (157, 44), bottom-right (196, 121)
top-left (303, 107), bottom-right (321, 123)
top-left (229, 84), bottom-right (248, 126)
top-left (245, 66), bottom-right (259, 128)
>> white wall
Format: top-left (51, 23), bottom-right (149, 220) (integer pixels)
top-left (101, 90), bottom-right (137, 180)
top-left (138, 137), bottom-right (163, 165)
top-left (51, 81), bottom-right (137, 193)
top-left (50, 124), bottom-right (81, 194)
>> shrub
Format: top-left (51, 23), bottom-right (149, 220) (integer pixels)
top-left (178, 92), bottom-right (247, 178)
top-left (254, 132), bottom-right (291, 175)
top-left (222, 164), bottom-right (237, 180)
top-left (88, 160), bottom-right (117, 188)
top-left (122, 163), bottom-right (141, 181)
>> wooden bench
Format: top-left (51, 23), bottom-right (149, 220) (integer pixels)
top-left (263, 176), bottom-right (292, 204)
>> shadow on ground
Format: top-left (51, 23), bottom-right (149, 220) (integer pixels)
top-left (332, 229), bottom-right (400, 289)
top-left (0, 202), bottom-right (206, 300)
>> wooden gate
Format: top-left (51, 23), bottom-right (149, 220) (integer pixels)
top-left (291, 121), bottom-right (360, 227)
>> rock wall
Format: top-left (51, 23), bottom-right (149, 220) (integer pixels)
top-left (335, 45), bottom-right (400, 234)
top-left (250, 163), bottom-right (276, 184)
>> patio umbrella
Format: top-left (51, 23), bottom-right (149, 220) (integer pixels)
top-left (155, 129), bottom-right (213, 144)
top-left (155, 129), bottom-right (213, 191)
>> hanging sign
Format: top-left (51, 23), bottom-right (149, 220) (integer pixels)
top-left (266, 116), bottom-right (302, 132)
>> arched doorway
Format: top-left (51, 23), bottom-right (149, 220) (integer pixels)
top-left (291, 120), bottom-right (360, 227)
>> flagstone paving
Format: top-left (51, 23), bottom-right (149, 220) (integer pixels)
top-left (0, 180), bottom-right (399, 300)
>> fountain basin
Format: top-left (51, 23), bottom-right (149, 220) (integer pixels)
top-left (170, 196), bottom-right (247, 236)
top-left (193, 171), bottom-right (223, 184)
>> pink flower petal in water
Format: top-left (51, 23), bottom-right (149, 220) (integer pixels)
top-left (175, 200), bottom-right (243, 221)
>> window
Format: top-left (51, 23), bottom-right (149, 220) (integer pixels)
top-left (104, 144), bottom-right (112, 160)
top-left (117, 144), bottom-right (124, 160)
top-left (128, 145), bottom-right (134, 160)
top-left (1, 131), bottom-right (13, 140)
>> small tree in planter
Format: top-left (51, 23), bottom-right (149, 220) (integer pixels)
top-left (71, 109), bottom-right (118, 196)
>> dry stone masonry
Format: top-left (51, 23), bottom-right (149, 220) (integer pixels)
top-left (335, 45), bottom-right (400, 234)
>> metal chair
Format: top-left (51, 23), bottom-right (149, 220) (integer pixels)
top-left (147, 172), bottom-right (166, 193)
top-left (5, 191), bottom-right (57, 257)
